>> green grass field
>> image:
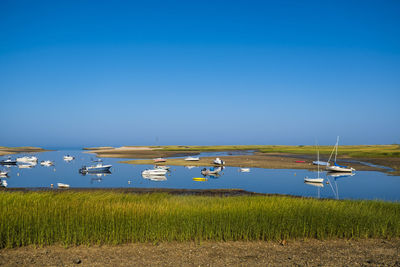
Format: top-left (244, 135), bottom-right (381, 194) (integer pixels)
top-left (156, 145), bottom-right (400, 158)
top-left (1, 191), bottom-right (399, 248)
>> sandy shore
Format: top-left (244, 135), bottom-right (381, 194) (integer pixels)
top-left (85, 146), bottom-right (399, 173)
top-left (1, 239), bottom-right (398, 266)
top-left (0, 146), bottom-right (47, 156)
top-left (122, 153), bottom-right (381, 172)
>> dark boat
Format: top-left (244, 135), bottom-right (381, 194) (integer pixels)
top-left (0, 158), bottom-right (17, 165)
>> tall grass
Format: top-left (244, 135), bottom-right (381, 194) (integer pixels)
top-left (0, 191), bottom-right (399, 248)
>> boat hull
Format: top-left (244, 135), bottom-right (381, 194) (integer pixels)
top-left (326, 166), bottom-right (355, 172)
top-left (304, 178), bottom-right (324, 183)
top-left (0, 161), bottom-right (17, 165)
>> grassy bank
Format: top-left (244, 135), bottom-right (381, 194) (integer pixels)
top-left (0, 146), bottom-right (47, 156)
top-left (1, 191), bottom-right (399, 248)
top-left (156, 145), bottom-right (400, 158)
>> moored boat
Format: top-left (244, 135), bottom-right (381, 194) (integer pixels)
top-left (155, 165), bottom-right (170, 170)
top-left (326, 137), bottom-right (355, 172)
top-left (304, 144), bottom-right (323, 184)
top-left (153, 158), bottom-right (166, 163)
top-left (0, 157), bottom-right (17, 165)
top-left (16, 156), bottom-right (38, 164)
top-left (40, 160), bottom-right (54, 166)
top-left (213, 157), bottom-right (225, 165)
top-left (57, 183), bottom-right (70, 189)
top-left (193, 177), bottom-right (207, 182)
top-left (185, 156), bottom-right (200, 161)
top-left (1, 179), bottom-right (8, 187)
top-left (63, 155), bottom-right (75, 161)
top-left (79, 163), bottom-right (112, 173)
top-left (201, 166), bottom-right (222, 176)
top-left (313, 160), bottom-right (329, 166)
top-left (239, 168), bottom-right (250, 172)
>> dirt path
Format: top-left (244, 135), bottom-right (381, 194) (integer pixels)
top-left (0, 239), bottom-right (399, 266)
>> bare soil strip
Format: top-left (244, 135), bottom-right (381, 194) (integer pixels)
top-left (0, 239), bottom-right (399, 266)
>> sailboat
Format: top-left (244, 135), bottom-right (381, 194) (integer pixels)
top-left (304, 145), bottom-right (324, 183)
top-left (326, 136), bottom-right (355, 172)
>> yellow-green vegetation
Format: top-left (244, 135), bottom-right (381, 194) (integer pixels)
top-left (157, 145), bottom-right (400, 158)
top-left (0, 146), bottom-right (47, 156)
top-left (258, 145), bottom-right (400, 158)
top-left (1, 191), bottom-right (399, 248)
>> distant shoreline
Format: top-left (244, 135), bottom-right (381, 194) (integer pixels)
top-left (84, 145), bottom-right (400, 174)
top-left (0, 146), bottom-right (48, 156)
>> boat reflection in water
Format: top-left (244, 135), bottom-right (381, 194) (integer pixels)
top-left (326, 171), bottom-right (355, 199)
top-left (304, 181), bottom-right (324, 198)
top-left (80, 170), bottom-right (112, 177)
top-left (142, 173), bottom-right (167, 181)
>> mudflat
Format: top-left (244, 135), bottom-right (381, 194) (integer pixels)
top-left (1, 239), bottom-right (399, 266)
top-left (0, 146), bottom-right (47, 156)
top-left (122, 153), bottom-right (382, 172)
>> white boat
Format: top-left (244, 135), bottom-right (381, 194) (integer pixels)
top-left (304, 177), bottom-right (324, 183)
top-left (63, 155), bottom-right (75, 161)
top-left (153, 158), bottom-right (166, 163)
top-left (185, 156), bottom-right (200, 161)
top-left (304, 145), bottom-right (323, 184)
top-left (312, 161), bottom-right (329, 166)
top-left (201, 166), bottom-right (222, 176)
top-left (213, 157), bottom-right (225, 165)
top-left (79, 163), bottom-right (112, 173)
top-left (1, 179), bottom-right (8, 187)
top-left (40, 160), bottom-right (54, 166)
top-left (239, 168), bottom-right (250, 172)
top-left (155, 165), bottom-right (170, 170)
top-left (326, 137), bottom-right (355, 172)
top-left (16, 156), bottom-right (38, 163)
top-left (57, 183), bottom-right (70, 189)
top-left (141, 169), bottom-right (168, 176)
top-left (0, 170), bottom-right (8, 176)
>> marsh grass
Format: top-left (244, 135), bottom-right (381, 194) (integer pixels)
top-left (0, 191), bottom-right (399, 248)
top-left (158, 145), bottom-right (400, 158)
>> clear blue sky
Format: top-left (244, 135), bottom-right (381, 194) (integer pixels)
top-left (1, 0), bottom-right (399, 148)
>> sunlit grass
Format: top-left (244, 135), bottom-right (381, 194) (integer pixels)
top-left (0, 191), bottom-right (399, 248)
top-left (157, 145), bottom-right (400, 158)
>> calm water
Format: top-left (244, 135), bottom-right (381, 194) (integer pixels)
top-left (1, 150), bottom-right (399, 201)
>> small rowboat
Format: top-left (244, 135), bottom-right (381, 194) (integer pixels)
top-left (295, 160), bottom-right (306, 163)
top-left (193, 177), bottom-right (207, 182)
top-left (153, 158), bottom-right (166, 163)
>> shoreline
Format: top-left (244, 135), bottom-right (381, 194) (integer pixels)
top-left (84, 145), bottom-right (400, 174)
top-left (0, 146), bottom-right (48, 156)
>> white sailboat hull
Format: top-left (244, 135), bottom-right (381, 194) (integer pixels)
top-left (304, 178), bottom-right (324, 183)
top-left (326, 165), bottom-right (355, 172)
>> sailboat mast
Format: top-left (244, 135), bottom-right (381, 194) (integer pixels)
top-left (317, 145), bottom-right (320, 178)
top-left (334, 136), bottom-right (339, 163)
